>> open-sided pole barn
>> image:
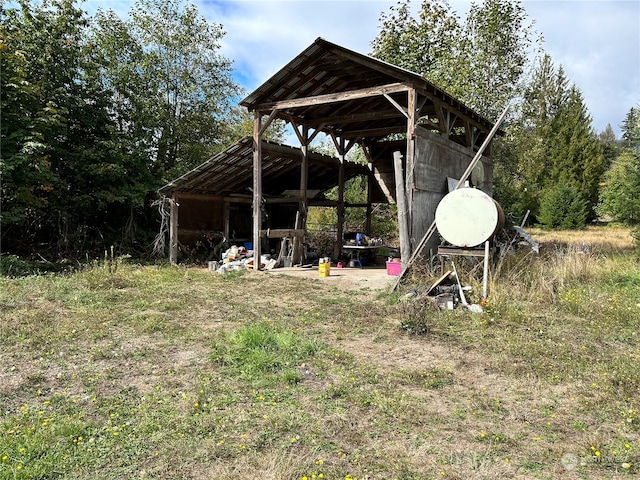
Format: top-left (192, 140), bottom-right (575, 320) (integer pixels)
top-left (158, 137), bottom-right (374, 264)
top-left (160, 37), bottom-right (501, 267)
top-left (240, 38), bottom-right (500, 270)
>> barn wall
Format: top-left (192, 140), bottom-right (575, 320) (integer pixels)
top-left (411, 127), bottom-right (493, 255)
top-left (175, 194), bottom-right (225, 247)
top-left (173, 193), bottom-right (301, 258)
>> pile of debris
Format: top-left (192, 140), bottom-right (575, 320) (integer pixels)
top-left (208, 245), bottom-right (276, 274)
top-left (422, 267), bottom-right (484, 313)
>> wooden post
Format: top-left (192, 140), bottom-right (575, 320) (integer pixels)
top-left (393, 151), bottom-right (410, 267)
top-left (169, 195), bottom-right (178, 264)
top-left (405, 88), bottom-right (417, 252)
top-left (365, 162), bottom-right (373, 236)
top-left (223, 200), bottom-right (230, 240)
top-left (252, 112), bottom-right (262, 270)
top-left (334, 139), bottom-right (346, 260)
top-left (482, 240), bottom-right (490, 299)
top-left (293, 130), bottom-right (309, 264)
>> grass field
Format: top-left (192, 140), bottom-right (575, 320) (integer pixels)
top-left (1, 225), bottom-right (639, 479)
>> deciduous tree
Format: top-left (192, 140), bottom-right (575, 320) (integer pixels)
top-left (92, 0), bottom-right (241, 182)
top-left (1, 0), bottom-right (140, 253)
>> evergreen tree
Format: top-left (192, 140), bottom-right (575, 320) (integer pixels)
top-left (620, 105), bottom-right (640, 148)
top-left (538, 185), bottom-right (588, 230)
top-left (598, 124), bottom-right (619, 170)
top-left (599, 104), bottom-right (640, 226)
top-left (546, 86), bottom-right (605, 220)
top-left (598, 149), bottom-right (640, 225)
top-left (494, 54), bottom-right (604, 224)
top-left (492, 54), bottom-right (567, 220)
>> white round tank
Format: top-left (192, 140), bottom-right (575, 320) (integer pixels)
top-left (435, 188), bottom-right (504, 247)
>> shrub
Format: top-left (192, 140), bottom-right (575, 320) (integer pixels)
top-left (538, 185), bottom-right (588, 229)
top-left (598, 149), bottom-right (640, 225)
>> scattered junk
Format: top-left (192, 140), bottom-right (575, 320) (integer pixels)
top-left (208, 244), bottom-right (276, 274)
top-left (403, 261), bottom-right (482, 312)
top-left (413, 185), bottom-right (538, 312)
top-left (422, 268), bottom-right (474, 311)
top-left (386, 257), bottom-right (402, 276)
top-left (431, 186), bottom-right (504, 306)
top-left (502, 210), bottom-right (539, 254)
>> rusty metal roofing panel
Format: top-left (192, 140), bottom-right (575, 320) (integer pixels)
top-left (158, 137), bottom-right (378, 199)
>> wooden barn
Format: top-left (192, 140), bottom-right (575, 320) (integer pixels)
top-left (159, 37), bottom-right (502, 267)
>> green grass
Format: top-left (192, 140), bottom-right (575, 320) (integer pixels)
top-left (1, 233), bottom-right (639, 479)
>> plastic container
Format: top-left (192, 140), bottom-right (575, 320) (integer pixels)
top-left (386, 261), bottom-right (402, 276)
top-left (319, 258), bottom-right (331, 277)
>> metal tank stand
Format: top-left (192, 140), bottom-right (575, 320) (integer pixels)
top-left (437, 240), bottom-right (491, 300)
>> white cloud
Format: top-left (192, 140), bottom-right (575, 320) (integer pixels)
top-left (525, 0), bottom-right (640, 134)
top-left (199, 0), bottom-right (395, 88)
top-left (62, 0), bottom-right (640, 136)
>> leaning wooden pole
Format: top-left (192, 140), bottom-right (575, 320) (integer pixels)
top-left (392, 103), bottom-right (510, 290)
top-left (393, 151), bottom-right (411, 267)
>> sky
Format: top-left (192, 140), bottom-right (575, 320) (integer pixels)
top-left (88, 0), bottom-right (640, 137)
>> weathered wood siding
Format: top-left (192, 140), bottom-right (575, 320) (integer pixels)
top-left (411, 126), bottom-right (493, 255)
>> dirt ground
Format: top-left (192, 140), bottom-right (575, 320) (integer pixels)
top-left (265, 264), bottom-right (399, 292)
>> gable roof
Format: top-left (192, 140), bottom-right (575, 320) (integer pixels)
top-left (240, 37), bottom-right (498, 148)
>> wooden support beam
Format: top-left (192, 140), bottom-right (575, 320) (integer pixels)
top-left (223, 195), bottom-right (252, 204)
top-left (252, 112), bottom-right (262, 271)
top-left (259, 109), bottom-right (279, 137)
top-left (169, 196), bottom-right (178, 264)
top-left (340, 124), bottom-right (406, 139)
top-left (307, 124), bottom-right (326, 144)
top-left (264, 196), bottom-right (303, 204)
top-left (334, 137), bottom-right (346, 261)
top-left (393, 151), bottom-right (410, 267)
top-left (259, 228), bottom-right (305, 238)
top-left (223, 200), bottom-right (230, 239)
top-left (366, 162), bottom-right (373, 235)
top-left (383, 93), bottom-right (409, 118)
top-left (290, 117), bottom-right (305, 146)
top-left (405, 88), bottom-right (417, 253)
top-left (259, 82), bottom-right (410, 111)
top-left (293, 129), bottom-right (309, 264)
top-left (173, 192), bottom-right (224, 202)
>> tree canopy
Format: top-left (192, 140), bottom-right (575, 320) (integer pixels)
top-left (598, 104), bottom-right (640, 231)
top-left (371, 0), bottom-right (536, 120)
top-left (1, 0), bottom-right (243, 256)
top-left (372, 0), bottom-right (614, 230)
top-left (1, 0), bottom-right (636, 262)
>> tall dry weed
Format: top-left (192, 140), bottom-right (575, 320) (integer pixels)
top-left (528, 225), bottom-right (635, 253)
top-left (491, 242), bottom-right (604, 305)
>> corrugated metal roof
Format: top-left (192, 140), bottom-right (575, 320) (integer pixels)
top-left (158, 136), bottom-right (377, 199)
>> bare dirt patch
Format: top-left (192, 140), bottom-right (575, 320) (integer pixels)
top-left (264, 265), bottom-right (397, 294)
